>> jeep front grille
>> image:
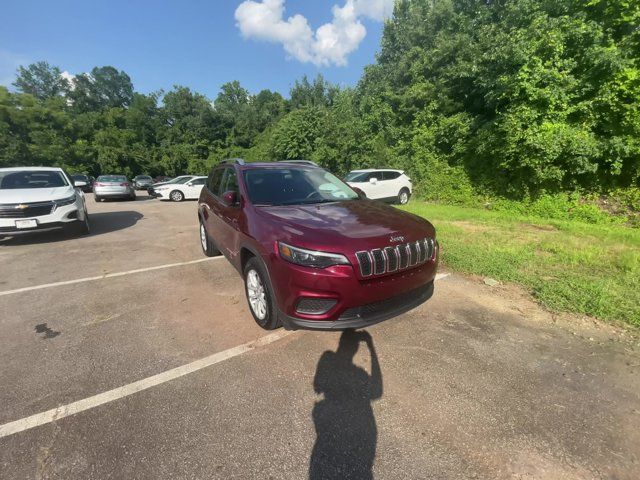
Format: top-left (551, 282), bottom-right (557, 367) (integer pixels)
top-left (356, 238), bottom-right (435, 277)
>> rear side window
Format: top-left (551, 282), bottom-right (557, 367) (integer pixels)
top-left (382, 171), bottom-right (401, 180)
top-left (207, 169), bottom-right (225, 195)
top-left (191, 178), bottom-right (206, 186)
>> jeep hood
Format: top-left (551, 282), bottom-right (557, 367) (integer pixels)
top-left (256, 200), bottom-right (435, 247)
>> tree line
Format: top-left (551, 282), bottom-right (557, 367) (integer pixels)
top-left (1, 0), bottom-right (638, 201)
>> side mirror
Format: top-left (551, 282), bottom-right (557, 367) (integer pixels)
top-left (74, 180), bottom-right (87, 187)
top-left (369, 177), bottom-right (378, 184)
top-left (186, 182), bottom-right (193, 186)
top-left (353, 187), bottom-right (367, 199)
top-left (221, 190), bottom-right (238, 206)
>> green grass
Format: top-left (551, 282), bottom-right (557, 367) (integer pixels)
top-left (400, 202), bottom-right (640, 327)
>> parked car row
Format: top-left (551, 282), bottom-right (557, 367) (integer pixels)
top-left (1, 160), bottom-right (433, 332)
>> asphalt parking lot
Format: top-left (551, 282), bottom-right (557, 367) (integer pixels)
top-left (1, 193), bottom-right (639, 479)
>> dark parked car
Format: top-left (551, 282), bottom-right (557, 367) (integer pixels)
top-left (198, 159), bottom-right (438, 331)
top-left (132, 175), bottom-right (154, 190)
top-left (71, 174), bottom-right (93, 193)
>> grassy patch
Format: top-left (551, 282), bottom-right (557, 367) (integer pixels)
top-left (401, 202), bottom-right (640, 326)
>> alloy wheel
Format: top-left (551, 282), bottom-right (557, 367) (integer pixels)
top-left (246, 269), bottom-right (267, 320)
top-left (200, 223), bottom-right (207, 251)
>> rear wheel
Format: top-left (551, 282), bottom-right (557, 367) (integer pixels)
top-left (244, 257), bottom-right (281, 330)
top-left (199, 219), bottom-right (220, 257)
top-left (169, 190), bottom-right (184, 202)
top-left (129, 192), bottom-right (136, 201)
top-left (94, 195), bottom-right (102, 202)
top-left (397, 188), bottom-right (410, 205)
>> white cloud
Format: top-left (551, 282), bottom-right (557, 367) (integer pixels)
top-left (60, 70), bottom-right (76, 90)
top-left (235, 0), bottom-right (394, 67)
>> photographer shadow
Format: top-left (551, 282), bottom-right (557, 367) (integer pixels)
top-left (309, 330), bottom-right (383, 480)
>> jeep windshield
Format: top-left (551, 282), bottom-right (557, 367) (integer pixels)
top-left (0, 170), bottom-right (69, 189)
top-left (243, 168), bottom-right (359, 206)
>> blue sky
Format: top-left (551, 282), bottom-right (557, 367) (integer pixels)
top-left (1, 0), bottom-right (390, 99)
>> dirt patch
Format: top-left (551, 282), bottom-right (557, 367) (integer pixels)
top-left (449, 220), bottom-right (491, 233)
top-left (519, 222), bottom-right (558, 232)
top-left (454, 272), bottom-right (640, 348)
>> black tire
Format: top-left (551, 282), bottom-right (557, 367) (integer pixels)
top-left (94, 195), bottom-right (102, 202)
top-left (397, 188), bottom-right (410, 205)
top-left (129, 193), bottom-right (136, 201)
top-left (169, 190), bottom-right (184, 202)
top-left (199, 219), bottom-right (220, 257)
top-left (243, 257), bottom-right (281, 330)
top-left (68, 212), bottom-right (90, 236)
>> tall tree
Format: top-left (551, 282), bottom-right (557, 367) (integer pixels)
top-left (13, 61), bottom-right (70, 100)
top-left (69, 66), bottom-right (134, 112)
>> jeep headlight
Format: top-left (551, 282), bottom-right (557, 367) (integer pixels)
top-left (278, 242), bottom-right (349, 269)
top-left (54, 194), bottom-right (77, 207)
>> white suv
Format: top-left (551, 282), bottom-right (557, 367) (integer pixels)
top-left (0, 167), bottom-right (90, 236)
top-left (345, 169), bottom-right (413, 204)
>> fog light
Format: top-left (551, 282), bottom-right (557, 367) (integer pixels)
top-left (66, 210), bottom-right (78, 219)
top-left (296, 297), bottom-right (337, 315)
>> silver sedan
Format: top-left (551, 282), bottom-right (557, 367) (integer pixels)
top-left (93, 175), bottom-right (136, 201)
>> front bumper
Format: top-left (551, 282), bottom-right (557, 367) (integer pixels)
top-left (0, 201), bottom-right (85, 235)
top-left (0, 220), bottom-right (80, 235)
top-left (279, 280), bottom-right (434, 330)
top-left (268, 245), bottom-right (439, 330)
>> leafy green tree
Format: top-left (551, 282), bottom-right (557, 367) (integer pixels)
top-left (13, 61), bottom-right (70, 100)
top-left (69, 66), bottom-right (134, 112)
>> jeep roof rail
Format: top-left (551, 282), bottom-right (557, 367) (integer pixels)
top-left (277, 159), bottom-right (318, 166)
top-left (220, 158), bottom-right (245, 165)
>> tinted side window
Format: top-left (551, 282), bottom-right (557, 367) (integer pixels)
top-left (369, 172), bottom-right (381, 181)
top-left (383, 171), bottom-right (401, 180)
top-left (220, 168), bottom-right (239, 196)
top-left (207, 169), bottom-right (224, 195)
top-left (191, 178), bottom-right (206, 186)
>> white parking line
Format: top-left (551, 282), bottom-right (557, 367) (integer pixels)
top-left (0, 329), bottom-right (294, 439)
top-left (0, 271), bottom-right (452, 439)
top-left (0, 257), bottom-right (224, 297)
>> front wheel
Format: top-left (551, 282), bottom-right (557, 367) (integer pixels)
top-left (244, 257), bottom-right (281, 330)
top-left (169, 190), bottom-right (184, 202)
top-left (397, 188), bottom-right (410, 205)
top-left (69, 212), bottom-right (90, 236)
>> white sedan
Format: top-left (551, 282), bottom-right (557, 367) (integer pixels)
top-left (0, 166), bottom-right (90, 236)
top-left (154, 176), bottom-right (207, 202)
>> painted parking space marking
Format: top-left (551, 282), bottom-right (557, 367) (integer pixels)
top-left (0, 329), bottom-right (294, 439)
top-left (0, 257), bottom-right (225, 297)
top-left (0, 271), bottom-right (451, 439)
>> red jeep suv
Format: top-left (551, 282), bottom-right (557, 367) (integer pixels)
top-left (198, 159), bottom-right (439, 330)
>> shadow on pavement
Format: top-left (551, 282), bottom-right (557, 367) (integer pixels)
top-left (0, 210), bottom-right (144, 245)
top-left (309, 330), bottom-right (383, 480)
top-left (94, 194), bottom-right (156, 202)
